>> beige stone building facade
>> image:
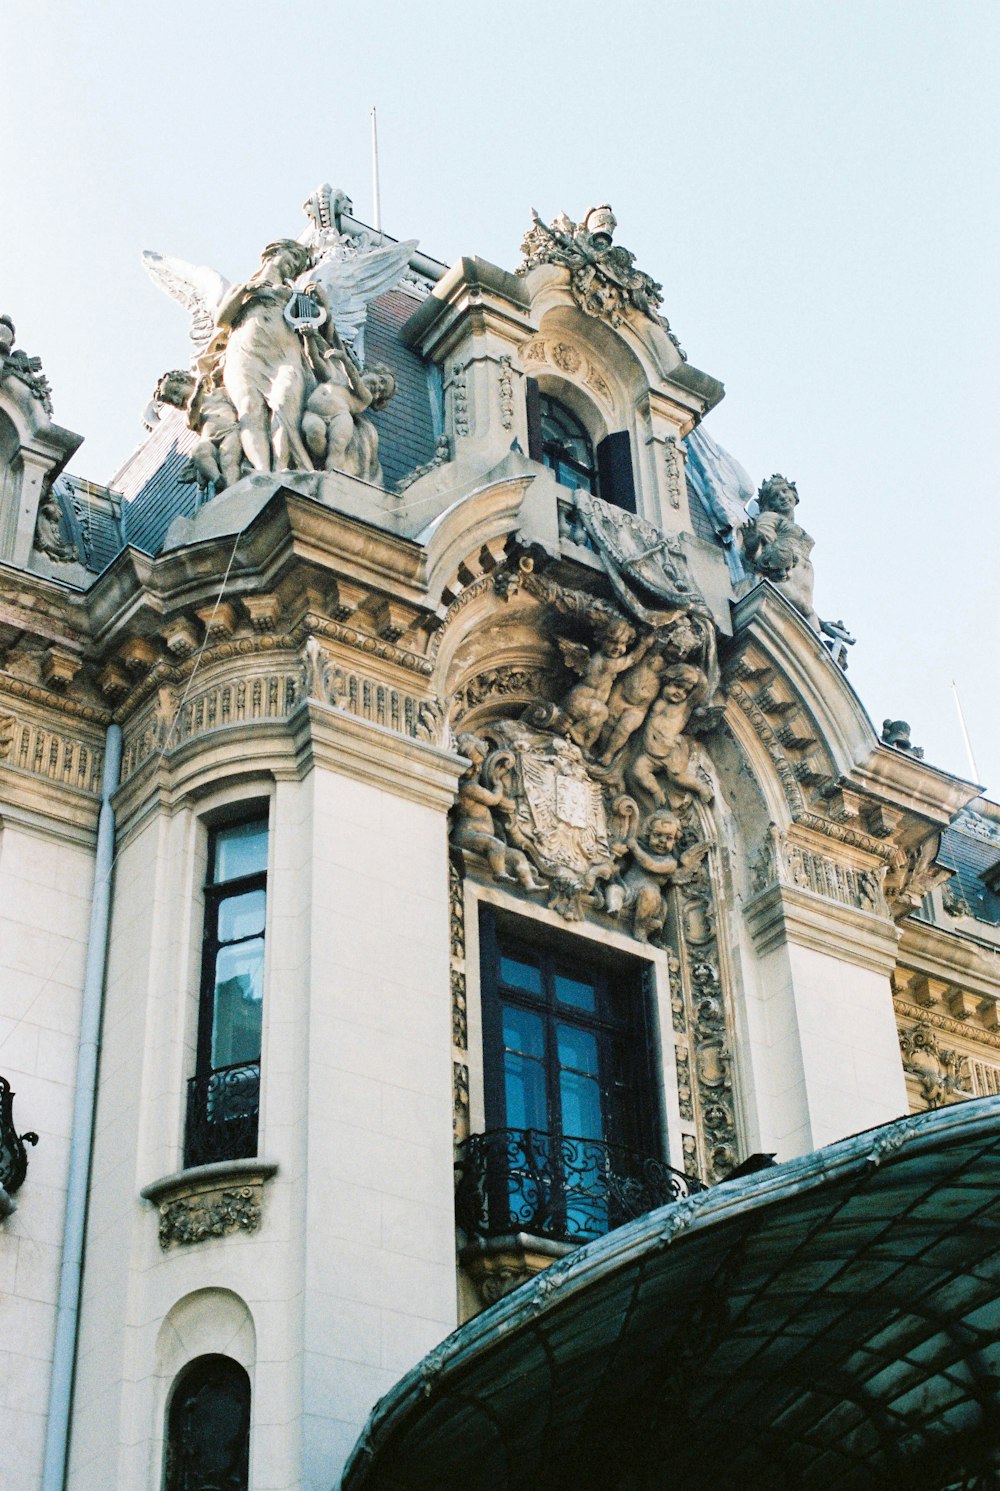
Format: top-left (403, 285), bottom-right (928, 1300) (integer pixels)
top-left (1, 194), bottom-right (997, 1490)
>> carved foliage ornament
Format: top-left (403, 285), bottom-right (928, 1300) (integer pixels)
top-left (157, 1183), bottom-right (263, 1248)
top-left (0, 315), bottom-right (53, 412)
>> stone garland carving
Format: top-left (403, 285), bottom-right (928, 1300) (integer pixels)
top-left (893, 996), bottom-right (1000, 1054)
top-left (498, 355), bottom-right (515, 430)
top-left (143, 189), bottom-right (417, 489)
top-left (664, 435), bottom-right (683, 511)
top-left (897, 1021), bottom-right (971, 1108)
top-left (449, 362), bottom-right (470, 437)
top-left (517, 205), bottom-right (685, 355)
top-left (673, 866), bottom-right (740, 1183)
top-left (157, 1182), bottom-right (263, 1248)
top-left (0, 315), bottom-right (54, 412)
top-left (450, 860), bottom-right (470, 1141)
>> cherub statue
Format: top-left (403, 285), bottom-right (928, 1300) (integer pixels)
top-left (453, 733), bottom-right (545, 892)
top-left (301, 337), bottom-right (396, 483)
top-left (743, 475), bottom-right (819, 628)
top-left (605, 807), bottom-right (712, 942)
top-left (596, 642), bottom-right (667, 765)
top-left (155, 370), bottom-right (244, 494)
top-left (626, 663), bottom-right (714, 807)
top-left (555, 621), bottom-right (654, 753)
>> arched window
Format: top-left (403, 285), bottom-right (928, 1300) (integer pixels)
top-left (537, 394), bottom-right (599, 494)
top-left (165, 1354), bottom-right (250, 1491)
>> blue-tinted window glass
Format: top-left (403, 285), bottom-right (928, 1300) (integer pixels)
top-left (554, 973), bottom-right (596, 1012)
top-left (499, 955), bottom-right (544, 995)
top-left (213, 820), bottom-right (268, 884)
top-left (211, 940), bottom-right (264, 1067)
top-left (217, 889), bottom-right (266, 943)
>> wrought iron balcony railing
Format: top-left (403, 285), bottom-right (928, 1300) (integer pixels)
top-left (184, 1060), bottom-right (260, 1170)
top-left (1, 1075), bottom-right (39, 1196)
top-left (455, 1127), bottom-right (705, 1247)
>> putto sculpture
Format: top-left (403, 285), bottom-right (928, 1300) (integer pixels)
top-left (450, 551), bottom-right (720, 936)
top-left (142, 185), bottom-right (417, 488)
top-left (743, 474), bottom-right (819, 629)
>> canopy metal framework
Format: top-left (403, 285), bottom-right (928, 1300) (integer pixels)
top-left (341, 1099), bottom-right (1000, 1491)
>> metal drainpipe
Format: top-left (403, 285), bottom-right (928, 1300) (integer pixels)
top-left (41, 722), bottom-right (122, 1491)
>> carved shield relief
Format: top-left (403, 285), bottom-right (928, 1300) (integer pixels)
top-left (507, 733), bottom-right (613, 878)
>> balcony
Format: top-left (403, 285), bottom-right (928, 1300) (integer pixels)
top-left (455, 1127), bottom-right (705, 1249)
top-left (0, 1074), bottom-right (38, 1210)
top-left (184, 1060), bottom-right (259, 1169)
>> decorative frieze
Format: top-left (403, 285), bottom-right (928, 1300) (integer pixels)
top-left (0, 709), bottom-right (103, 794)
top-left (750, 827), bottom-right (887, 915)
top-left (498, 355), bottom-right (514, 430)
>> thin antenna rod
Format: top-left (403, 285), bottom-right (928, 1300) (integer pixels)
top-left (371, 106), bottom-right (382, 235)
top-left (952, 679), bottom-right (981, 782)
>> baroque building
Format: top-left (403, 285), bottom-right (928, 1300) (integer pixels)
top-left (1, 192), bottom-right (997, 1491)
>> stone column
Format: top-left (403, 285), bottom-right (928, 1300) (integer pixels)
top-left (743, 847), bottom-right (906, 1157)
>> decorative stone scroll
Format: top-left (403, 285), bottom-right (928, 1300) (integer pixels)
top-left (0, 315), bottom-right (53, 412)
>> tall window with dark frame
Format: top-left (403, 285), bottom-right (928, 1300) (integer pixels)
top-left (456, 910), bottom-right (694, 1248)
top-left (525, 381), bottom-right (639, 514)
top-left (184, 818), bottom-right (267, 1169)
top-left (164, 1354), bottom-right (250, 1491)
top-left (538, 393), bottom-right (600, 494)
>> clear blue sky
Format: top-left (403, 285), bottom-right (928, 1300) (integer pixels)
top-left (3, 1), bottom-right (998, 794)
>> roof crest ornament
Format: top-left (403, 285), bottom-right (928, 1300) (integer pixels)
top-left (517, 204), bottom-right (684, 355)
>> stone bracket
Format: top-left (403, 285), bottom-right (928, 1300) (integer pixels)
top-left (140, 1157), bottom-right (278, 1249)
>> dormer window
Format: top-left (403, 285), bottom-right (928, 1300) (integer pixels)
top-left (538, 394), bottom-right (599, 495)
top-left (526, 378), bottom-right (638, 515)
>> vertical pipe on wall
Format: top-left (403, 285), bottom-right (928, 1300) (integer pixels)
top-left (41, 723), bottom-right (122, 1491)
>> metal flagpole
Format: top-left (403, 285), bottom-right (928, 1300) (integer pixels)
top-left (371, 106), bottom-right (382, 237)
top-left (952, 680), bottom-right (981, 783)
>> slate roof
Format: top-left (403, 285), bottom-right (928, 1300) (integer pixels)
top-left (938, 812), bottom-right (1000, 925)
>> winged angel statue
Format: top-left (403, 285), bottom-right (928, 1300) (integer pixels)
top-left (142, 184), bottom-right (417, 488)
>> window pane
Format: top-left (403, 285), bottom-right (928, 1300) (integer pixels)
top-left (217, 889), bottom-right (266, 944)
top-left (503, 1004), bottom-right (544, 1058)
top-left (213, 820), bottom-right (268, 884)
top-left (560, 1068), bottom-right (603, 1141)
top-left (504, 1050), bottom-right (547, 1131)
top-left (554, 973), bottom-right (596, 1012)
top-left (556, 1022), bottom-right (600, 1075)
top-left (499, 954), bottom-right (543, 995)
top-left (212, 939), bottom-right (264, 1068)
